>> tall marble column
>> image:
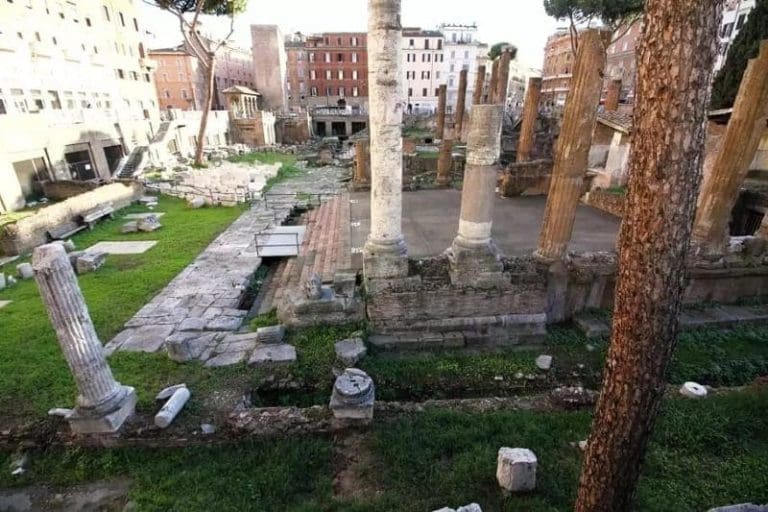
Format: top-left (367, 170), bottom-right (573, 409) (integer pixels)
top-left (448, 104), bottom-right (504, 284)
top-left (363, 0), bottom-right (408, 279)
top-left (535, 29), bottom-right (611, 262)
top-left (455, 69), bottom-right (469, 141)
top-left (693, 41), bottom-right (768, 254)
top-left (517, 77), bottom-right (542, 163)
top-left (436, 84), bottom-right (447, 140)
top-left (33, 243), bottom-right (136, 434)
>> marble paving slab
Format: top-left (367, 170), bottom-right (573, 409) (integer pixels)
top-left (124, 213), bottom-right (166, 220)
top-left (0, 300), bottom-right (11, 310)
top-left (85, 241), bottom-right (158, 255)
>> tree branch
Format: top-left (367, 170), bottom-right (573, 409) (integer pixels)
top-left (610, 14), bottom-right (642, 45)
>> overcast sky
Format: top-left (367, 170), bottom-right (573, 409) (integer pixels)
top-left (139, 1), bottom-right (562, 71)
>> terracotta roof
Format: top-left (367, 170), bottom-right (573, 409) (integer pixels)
top-left (597, 110), bottom-right (633, 134)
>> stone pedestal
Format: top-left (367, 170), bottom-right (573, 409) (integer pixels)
top-left (455, 69), bottom-right (469, 141)
top-left (517, 77), bottom-right (542, 163)
top-left (535, 29), bottom-right (611, 262)
top-left (363, 0), bottom-right (408, 280)
top-left (447, 104), bottom-right (504, 285)
top-left (33, 243), bottom-right (136, 434)
top-left (330, 368), bottom-right (375, 420)
top-left (497, 447), bottom-right (537, 493)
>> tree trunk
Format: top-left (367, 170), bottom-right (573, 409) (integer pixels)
top-left (194, 53), bottom-right (216, 167)
top-left (573, 2), bottom-right (723, 511)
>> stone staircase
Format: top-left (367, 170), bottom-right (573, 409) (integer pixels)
top-left (116, 146), bottom-right (148, 179)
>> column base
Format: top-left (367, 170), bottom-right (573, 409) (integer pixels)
top-left (364, 238), bottom-right (409, 280)
top-left (67, 386), bottom-right (137, 434)
top-left (447, 239), bottom-right (506, 288)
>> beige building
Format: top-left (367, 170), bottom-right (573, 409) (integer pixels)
top-left (0, 0), bottom-right (160, 212)
top-left (403, 28), bottom-right (445, 114)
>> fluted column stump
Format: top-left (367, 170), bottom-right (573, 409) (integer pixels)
top-left (472, 64), bottom-right (486, 107)
top-left (455, 69), bottom-right (469, 142)
top-left (354, 139), bottom-right (371, 186)
top-left (535, 29), bottom-right (611, 262)
top-left (33, 243), bottom-right (136, 434)
top-left (517, 77), bottom-right (542, 163)
top-left (693, 41), bottom-right (768, 255)
top-left (494, 48), bottom-right (513, 105)
top-left (436, 137), bottom-right (453, 186)
top-left (436, 84), bottom-right (447, 140)
top-left (447, 104), bottom-right (505, 287)
top-left (363, 0), bottom-right (408, 280)
top-left (487, 59), bottom-right (500, 104)
top-left (604, 78), bottom-right (622, 111)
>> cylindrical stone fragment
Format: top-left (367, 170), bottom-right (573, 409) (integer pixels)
top-left (154, 386), bottom-right (191, 428)
top-left (497, 447), bottom-right (537, 493)
top-left (454, 104), bottom-right (503, 248)
top-left (32, 243), bottom-right (128, 414)
top-left (455, 69), bottom-right (469, 141)
top-left (535, 29), bottom-right (611, 261)
top-left (472, 64), bottom-right (486, 106)
top-left (517, 77), bottom-right (543, 163)
top-left (604, 78), bottom-right (622, 111)
top-left (256, 325), bottom-right (286, 345)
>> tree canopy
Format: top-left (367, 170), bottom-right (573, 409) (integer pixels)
top-left (152, 0), bottom-right (248, 16)
top-left (489, 42), bottom-right (518, 61)
top-left (711, 0), bottom-right (768, 109)
top-left (543, 0), bottom-right (643, 28)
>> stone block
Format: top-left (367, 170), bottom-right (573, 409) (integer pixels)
top-left (76, 251), bottom-right (107, 274)
top-left (137, 214), bottom-right (162, 232)
top-left (496, 447), bottom-right (537, 493)
top-left (178, 317), bottom-right (206, 332)
top-left (120, 324), bottom-right (175, 353)
top-left (680, 381), bottom-right (707, 399)
top-left (206, 316), bottom-right (244, 331)
top-left (708, 505), bottom-right (768, 512)
top-left (66, 386), bottom-right (137, 434)
top-left (121, 221), bottom-right (139, 233)
top-left (16, 262), bottom-right (34, 280)
top-left (248, 344), bottom-right (297, 366)
top-left (188, 197), bottom-right (205, 209)
top-left (335, 338), bottom-right (367, 366)
top-left (205, 350), bottom-right (248, 367)
top-left (255, 325), bottom-right (286, 344)
top-left (166, 332), bottom-right (218, 362)
top-left (330, 368), bottom-right (375, 420)
top-left (62, 239), bottom-right (76, 252)
top-left (535, 355), bottom-right (553, 371)
top-left (573, 315), bottom-right (610, 339)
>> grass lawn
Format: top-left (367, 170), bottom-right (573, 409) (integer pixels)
top-left (2, 387), bottom-right (766, 511)
top-left (227, 151), bottom-right (305, 192)
top-left (0, 196), bottom-right (246, 421)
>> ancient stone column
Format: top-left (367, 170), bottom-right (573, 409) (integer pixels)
top-left (455, 69), bottom-right (469, 141)
top-left (436, 84), bottom-right (447, 140)
top-left (535, 29), bottom-right (611, 262)
top-left (436, 137), bottom-right (453, 186)
top-left (693, 41), bottom-right (768, 254)
top-left (517, 77), bottom-right (542, 163)
top-left (448, 104), bottom-right (504, 283)
top-left (363, 0), bottom-right (408, 279)
top-left (473, 64), bottom-right (486, 106)
top-left (487, 59), bottom-right (500, 104)
top-left (354, 139), bottom-right (370, 185)
top-left (494, 49), bottom-right (513, 105)
top-left (604, 78), bottom-right (622, 111)
top-left (32, 243), bottom-right (136, 434)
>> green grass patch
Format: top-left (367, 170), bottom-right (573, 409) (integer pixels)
top-left (250, 309), bottom-right (279, 330)
top-left (601, 186), bottom-right (627, 195)
top-left (227, 151), bottom-right (307, 193)
top-left (416, 150), bottom-right (440, 160)
top-left (0, 196), bottom-right (246, 420)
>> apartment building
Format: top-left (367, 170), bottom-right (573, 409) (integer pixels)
top-left (540, 29), bottom-right (573, 106)
top-left (0, 0), bottom-right (160, 212)
top-left (715, 0), bottom-right (756, 72)
top-left (605, 19), bottom-right (643, 103)
top-left (303, 32), bottom-right (368, 109)
top-left (285, 33), bottom-right (309, 111)
top-left (440, 23), bottom-right (486, 113)
top-left (402, 28), bottom-right (444, 114)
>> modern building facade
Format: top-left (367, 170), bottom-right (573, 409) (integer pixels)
top-left (304, 32), bottom-right (368, 110)
top-left (440, 23), bottom-right (487, 113)
top-left (540, 28), bottom-right (574, 106)
top-left (605, 19), bottom-right (643, 104)
top-left (0, 0), bottom-right (160, 212)
top-left (402, 28), bottom-right (445, 114)
top-left (715, 0), bottom-right (757, 72)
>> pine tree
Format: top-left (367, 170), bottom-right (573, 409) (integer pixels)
top-left (711, 0), bottom-right (768, 109)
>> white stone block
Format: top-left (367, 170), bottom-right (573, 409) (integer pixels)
top-left (680, 381), bottom-right (707, 399)
top-left (535, 354), bottom-right (553, 371)
top-left (154, 386), bottom-right (191, 428)
top-left (16, 262), bottom-right (34, 280)
top-left (497, 447), bottom-right (537, 493)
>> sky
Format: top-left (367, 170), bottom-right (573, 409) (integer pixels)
top-left (139, 0), bottom-right (562, 71)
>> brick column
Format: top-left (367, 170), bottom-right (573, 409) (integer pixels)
top-left (517, 77), bottom-right (542, 163)
top-left (693, 41), bottom-right (768, 254)
top-left (436, 83), bottom-right (447, 140)
top-left (455, 69), bottom-right (469, 141)
top-left (535, 29), bottom-right (611, 262)
top-left (354, 139), bottom-right (370, 185)
top-left (494, 49), bottom-right (513, 105)
top-left (448, 104), bottom-right (504, 283)
top-left (32, 243), bottom-right (136, 433)
top-left (473, 64), bottom-right (486, 106)
top-left (605, 78), bottom-right (622, 111)
top-left (363, 0), bottom-right (408, 279)
top-left (437, 137), bottom-right (453, 186)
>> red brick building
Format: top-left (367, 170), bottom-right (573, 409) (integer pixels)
top-left (285, 32), bottom-right (368, 110)
top-left (605, 19), bottom-right (643, 104)
top-left (540, 29), bottom-right (574, 106)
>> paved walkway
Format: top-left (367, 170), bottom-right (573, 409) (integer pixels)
top-left (104, 164), bottom-right (347, 366)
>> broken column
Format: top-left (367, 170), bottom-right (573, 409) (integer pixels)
top-left (330, 368), bottom-right (375, 420)
top-left (497, 447), bottom-right (537, 493)
top-left (447, 104), bottom-right (504, 284)
top-left (363, 0), bottom-right (408, 279)
top-left (354, 139), bottom-right (370, 185)
top-left (472, 64), bottom-right (486, 106)
top-left (436, 83), bottom-right (447, 140)
top-left (32, 243), bottom-right (136, 434)
top-left (693, 41), bottom-right (768, 254)
top-left (517, 77), bottom-right (542, 163)
top-left (494, 48), bottom-right (513, 105)
top-left (437, 137), bottom-right (453, 186)
top-left (604, 78), bottom-right (622, 111)
top-left (487, 58), bottom-right (500, 104)
top-left (455, 69), bottom-right (469, 141)
top-left (535, 29), bottom-right (611, 262)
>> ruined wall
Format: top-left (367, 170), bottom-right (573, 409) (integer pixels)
top-left (498, 159), bottom-right (554, 197)
top-left (41, 180), bottom-right (102, 201)
top-left (0, 182), bottom-right (143, 256)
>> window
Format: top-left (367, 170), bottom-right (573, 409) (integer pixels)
top-left (435, 88), bottom-right (439, 97)
top-left (311, 86), bottom-right (318, 96)
top-left (736, 13), bottom-right (746, 29)
top-left (422, 88), bottom-right (428, 97)
top-left (118, 12), bottom-right (125, 26)
top-left (324, 52), bottom-right (331, 63)
top-left (162, 73), bottom-right (168, 81)
top-left (102, 5), bottom-right (110, 21)
top-left (450, 64), bottom-right (455, 72)
top-left (352, 52), bottom-right (358, 63)
top-left (352, 37), bottom-right (358, 47)
top-left (182, 89), bottom-right (188, 99)
top-left (424, 39), bottom-right (430, 50)
top-left (85, 17), bottom-right (91, 27)
top-left (449, 78), bottom-right (454, 87)
top-left (133, 18), bottom-right (138, 31)
top-left (116, 69), bottom-right (125, 79)
top-left (338, 70), bottom-right (344, 79)
top-left (408, 87), bottom-right (413, 97)
top-left (437, 40), bottom-right (442, 50)
top-left (439, 54), bottom-right (444, 62)
top-left (352, 87), bottom-right (359, 97)
top-left (464, 51), bottom-right (469, 59)
top-left (310, 70), bottom-right (316, 80)
top-left (339, 87), bottom-right (345, 97)
top-left (422, 53), bottom-right (426, 62)
top-left (337, 53), bottom-right (343, 62)
top-left (179, 72), bottom-right (185, 80)
top-left (325, 69), bottom-right (332, 79)
top-left (325, 86), bottom-right (332, 95)
top-left (48, 90), bottom-right (61, 109)
top-left (0, 98), bottom-right (6, 115)
top-left (409, 39), bottom-right (414, 47)
top-left (338, 37), bottom-right (342, 45)
top-left (352, 70), bottom-right (358, 80)
top-left (309, 53), bottom-right (315, 62)
top-left (436, 71), bottom-right (440, 79)
top-left (164, 90), bottom-right (171, 98)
